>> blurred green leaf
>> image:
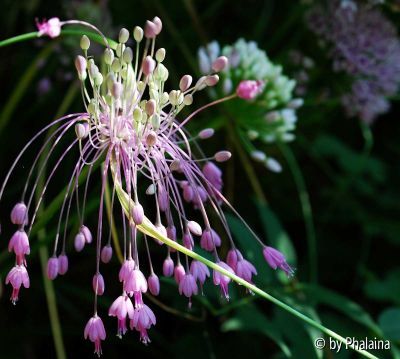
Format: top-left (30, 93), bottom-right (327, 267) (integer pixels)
top-left (301, 284), bottom-right (382, 336)
top-left (365, 269), bottom-right (400, 305)
top-left (222, 304), bottom-right (292, 357)
top-left (378, 308), bottom-right (400, 341)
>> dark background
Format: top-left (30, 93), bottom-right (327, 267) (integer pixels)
top-left (1, 1), bottom-right (400, 358)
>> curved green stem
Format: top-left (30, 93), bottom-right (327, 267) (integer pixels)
top-left (279, 143), bottom-right (317, 284)
top-left (111, 164), bottom-right (376, 359)
top-left (34, 83), bottom-right (78, 359)
top-left (0, 29), bottom-right (117, 49)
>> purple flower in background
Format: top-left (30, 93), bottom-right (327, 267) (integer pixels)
top-left (307, 0), bottom-right (400, 123)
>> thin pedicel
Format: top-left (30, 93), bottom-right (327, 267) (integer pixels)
top-left (1, 17), bottom-right (293, 355)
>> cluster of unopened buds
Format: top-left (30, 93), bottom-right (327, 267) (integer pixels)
top-left (2, 17), bottom-right (294, 356)
top-left (198, 39), bottom-right (303, 173)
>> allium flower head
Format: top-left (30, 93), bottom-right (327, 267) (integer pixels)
top-left (307, 0), bottom-right (400, 123)
top-left (1, 17), bottom-right (294, 354)
top-left (198, 39), bottom-right (302, 172)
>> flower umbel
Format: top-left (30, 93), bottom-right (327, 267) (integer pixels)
top-left (1, 17), bottom-right (294, 354)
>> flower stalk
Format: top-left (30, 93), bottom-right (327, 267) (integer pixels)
top-left (112, 164), bottom-right (376, 359)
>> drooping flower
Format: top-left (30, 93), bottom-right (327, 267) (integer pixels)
top-left (5, 265), bottom-right (30, 304)
top-left (1, 17), bottom-right (294, 354)
top-left (84, 315), bottom-right (106, 356)
top-left (109, 294), bottom-right (134, 337)
top-left (263, 246), bottom-right (294, 277)
top-left (307, 0), bottom-right (400, 123)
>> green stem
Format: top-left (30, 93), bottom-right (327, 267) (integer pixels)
top-left (321, 121), bottom-right (374, 223)
top-left (279, 143), bottom-right (317, 284)
top-left (227, 123), bottom-right (268, 204)
top-left (111, 165), bottom-right (376, 359)
top-left (0, 45), bottom-right (53, 134)
top-left (35, 83), bottom-right (78, 359)
top-left (0, 29), bottom-right (117, 49)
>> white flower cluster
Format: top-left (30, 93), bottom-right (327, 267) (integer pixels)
top-left (198, 39), bottom-right (303, 172)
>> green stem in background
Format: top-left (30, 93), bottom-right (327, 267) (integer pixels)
top-left (151, 0), bottom-right (199, 73)
top-left (111, 169), bottom-right (377, 359)
top-left (104, 177), bottom-right (124, 263)
top-left (321, 121), bottom-right (374, 223)
top-left (0, 29), bottom-right (117, 49)
top-left (226, 122), bottom-right (268, 204)
top-left (0, 45), bottom-right (53, 134)
top-left (35, 83), bottom-right (78, 359)
top-left (279, 142), bottom-right (317, 284)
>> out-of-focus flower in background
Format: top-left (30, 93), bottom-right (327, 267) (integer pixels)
top-left (198, 39), bottom-right (302, 172)
top-left (307, 0), bottom-right (400, 123)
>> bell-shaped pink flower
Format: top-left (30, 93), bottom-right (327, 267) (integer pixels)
top-left (8, 230), bottom-right (30, 265)
top-left (236, 80), bottom-right (264, 100)
top-left (10, 202), bottom-right (28, 225)
top-left (36, 17), bottom-right (62, 38)
top-left (58, 254), bottom-right (69, 275)
top-left (125, 269), bottom-right (147, 295)
top-left (119, 258), bottom-right (135, 282)
top-left (179, 274), bottom-right (198, 307)
top-left (263, 246), bottom-right (294, 277)
top-left (109, 294), bottom-right (134, 337)
top-left (213, 261), bottom-right (234, 300)
top-left (47, 256), bottom-right (59, 280)
top-left (92, 273), bottom-right (105, 295)
top-left (5, 265), bottom-right (30, 304)
top-left (147, 274), bottom-right (160, 296)
top-left (84, 315), bottom-right (106, 356)
top-left (162, 256), bottom-right (174, 277)
top-left (200, 228), bottom-right (221, 252)
top-left (100, 245), bottom-right (113, 264)
top-left (174, 264), bottom-right (185, 284)
top-left (236, 258), bottom-right (257, 283)
top-left (190, 260), bottom-right (210, 287)
top-left (130, 304), bottom-right (156, 344)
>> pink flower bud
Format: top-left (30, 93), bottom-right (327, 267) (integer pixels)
top-left (101, 245), bottom-right (113, 263)
top-left (236, 80), bottom-right (264, 100)
top-left (174, 264), bottom-right (185, 284)
top-left (11, 202), bottom-right (28, 225)
top-left (152, 16), bottom-right (163, 34)
top-left (179, 75), bottom-right (193, 92)
top-left (81, 225), bottom-right (92, 243)
top-left (214, 150), bottom-right (232, 162)
top-left (131, 203), bottom-right (144, 225)
top-left (58, 254), bottom-right (69, 275)
top-left (212, 56), bottom-right (228, 72)
top-left (75, 55), bottom-right (87, 76)
top-left (198, 128), bottom-right (215, 139)
top-left (145, 99), bottom-right (156, 116)
top-left (36, 17), bottom-right (61, 38)
top-left (47, 256), bottom-right (59, 280)
top-left (205, 74), bottom-right (219, 87)
top-left (146, 131), bottom-right (157, 147)
top-left (93, 273), bottom-right (105, 295)
top-left (74, 232), bottom-right (85, 252)
top-left (144, 20), bottom-right (157, 39)
top-left (162, 257), bottom-right (174, 277)
top-left (187, 220), bottom-right (202, 236)
top-left (112, 81), bottom-right (123, 98)
top-left (142, 56), bottom-right (156, 75)
top-left (148, 274), bottom-right (160, 296)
